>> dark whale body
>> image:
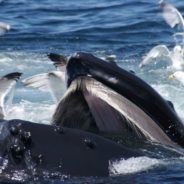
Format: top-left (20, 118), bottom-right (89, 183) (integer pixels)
top-left (52, 52), bottom-right (184, 148)
top-left (0, 119), bottom-right (142, 178)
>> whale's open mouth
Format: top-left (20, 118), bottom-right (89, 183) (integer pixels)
top-left (52, 76), bottom-right (176, 147)
top-left (51, 52), bottom-right (184, 148)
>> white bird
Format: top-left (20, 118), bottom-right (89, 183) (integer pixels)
top-left (160, 0), bottom-right (184, 47)
top-left (22, 71), bottom-right (66, 103)
top-left (139, 45), bottom-right (184, 70)
top-left (139, 45), bottom-right (170, 68)
top-left (0, 72), bottom-right (22, 119)
top-left (0, 22), bottom-right (10, 36)
top-left (22, 53), bottom-right (67, 103)
top-left (160, 0), bottom-right (184, 31)
top-left (171, 45), bottom-right (184, 69)
top-left (169, 71), bottom-right (184, 85)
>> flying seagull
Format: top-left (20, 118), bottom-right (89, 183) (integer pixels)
top-left (0, 22), bottom-right (10, 36)
top-left (139, 45), bottom-right (184, 70)
top-left (22, 53), bottom-right (67, 103)
top-left (0, 72), bottom-right (22, 119)
top-left (160, 0), bottom-right (184, 31)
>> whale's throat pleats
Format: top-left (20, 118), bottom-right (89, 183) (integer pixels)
top-left (52, 90), bottom-right (99, 132)
top-left (52, 77), bottom-right (176, 147)
top-left (52, 79), bottom-right (142, 137)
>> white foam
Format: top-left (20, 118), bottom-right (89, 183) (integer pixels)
top-left (109, 156), bottom-right (165, 175)
top-left (10, 170), bottom-right (28, 182)
top-left (0, 51), bottom-right (52, 75)
top-left (0, 158), bottom-right (8, 174)
top-left (152, 83), bottom-right (184, 121)
top-left (6, 100), bottom-right (55, 124)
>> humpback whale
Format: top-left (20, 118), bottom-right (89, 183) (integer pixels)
top-left (22, 52), bottom-right (184, 147)
top-left (51, 52), bottom-right (184, 148)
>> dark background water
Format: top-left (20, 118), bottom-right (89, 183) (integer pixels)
top-left (1, 0), bottom-right (184, 183)
top-left (1, 0), bottom-right (181, 54)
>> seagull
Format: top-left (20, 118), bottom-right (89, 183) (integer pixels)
top-left (139, 45), bottom-right (170, 68)
top-left (160, 0), bottom-right (184, 46)
top-left (139, 44), bottom-right (184, 70)
top-left (22, 53), bottom-right (67, 103)
top-left (0, 22), bottom-right (10, 36)
top-left (169, 71), bottom-right (184, 86)
top-left (160, 0), bottom-right (184, 32)
top-left (0, 72), bottom-right (22, 119)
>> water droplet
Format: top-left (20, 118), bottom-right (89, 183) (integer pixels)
top-left (84, 138), bottom-right (96, 149)
top-left (54, 126), bottom-right (64, 134)
top-left (20, 131), bottom-right (32, 147)
top-left (58, 159), bottom-right (62, 169)
top-left (9, 126), bottom-right (19, 136)
top-left (10, 144), bottom-right (25, 162)
top-left (34, 154), bottom-right (44, 165)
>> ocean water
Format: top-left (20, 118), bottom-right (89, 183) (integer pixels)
top-left (1, 0), bottom-right (184, 183)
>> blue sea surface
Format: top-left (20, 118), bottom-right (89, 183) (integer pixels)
top-left (1, 0), bottom-right (184, 183)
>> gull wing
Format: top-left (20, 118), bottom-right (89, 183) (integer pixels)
top-left (0, 72), bottom-right (22, 119)
top-left (48, 71), bottom-right (66, 102)
top-left (139, 45), bottom-right (170, 68)
top-left (160, 1), bottom-right (184, 30)
top-left (22, 73), bottom-right (50, 91)
top-left (22, 71), bottom-right (66, 103)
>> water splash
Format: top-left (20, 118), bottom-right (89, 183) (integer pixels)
top-left (109, 156), bottom-right (165, 175)
top-left (6, 100), bottom-right (55, 124)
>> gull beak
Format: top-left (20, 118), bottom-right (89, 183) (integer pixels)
top-left (168, 74), bottom-right (174, 80)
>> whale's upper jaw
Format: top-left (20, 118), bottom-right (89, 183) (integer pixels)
top-left (48, 53), bottom-right (68, 69)
top-left (64, 52), bottom-right (184, 148)
top-left (66, 52), bottom-right (91, 87)
top-left (66, 52), bottom-right (117, 87)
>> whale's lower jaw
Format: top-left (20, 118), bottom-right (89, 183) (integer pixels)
top-left (0, 119), bottom-right (142, 178)
top-left (52, 77), bottom-right (177, 148)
